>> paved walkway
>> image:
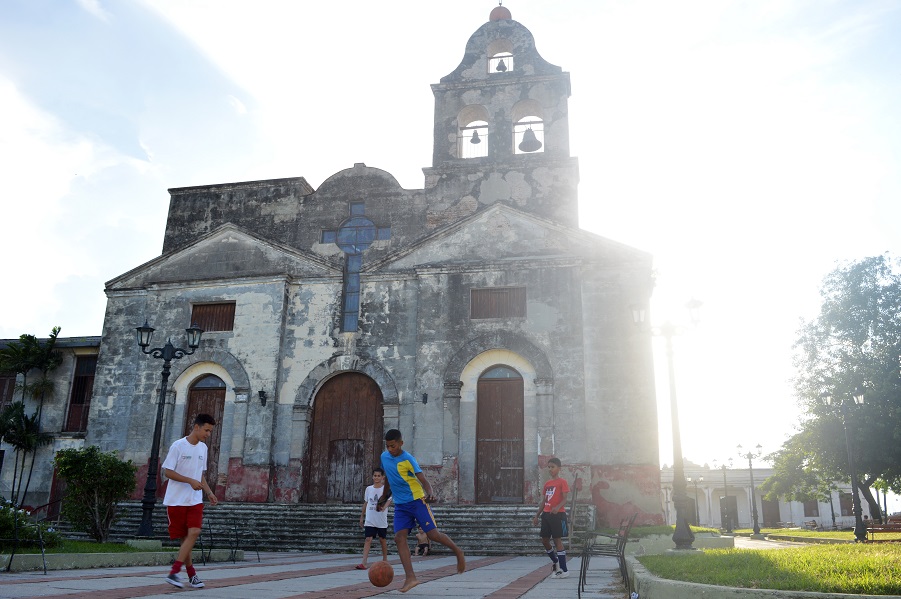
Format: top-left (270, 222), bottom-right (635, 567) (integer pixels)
top-left (0, 552), bottom-right (626, 599)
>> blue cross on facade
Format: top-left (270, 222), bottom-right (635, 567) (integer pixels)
top-left (321, 202), bottom-right (390, 331)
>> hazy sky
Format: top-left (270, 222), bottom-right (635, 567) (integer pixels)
top-left (2, 1), bottom-right (900, 503)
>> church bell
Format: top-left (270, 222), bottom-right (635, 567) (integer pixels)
top-left (518, 127), bottom-right (542, 152)
top-left (496, 58), bottom-right (507, 72)
top-left (471, 130), bottom-right (482, 144)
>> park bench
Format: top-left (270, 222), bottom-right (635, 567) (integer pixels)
top-left (866, 517), bottom-right (901, 542)
top-left (803, 519), bottom-right (819, 530)
top-left (197, 515), bottom-right (261, 564)
top-left (577, 512), bottom-right (637, 599)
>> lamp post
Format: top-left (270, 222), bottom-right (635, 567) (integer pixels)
top-left (738, 444), bottom-right (763, 537)
top-left (825, 391), bottom-right (867, 542)
top-left (713, 458), bottom-right (734, 533)
top-left (687, 476), bottom-right (704, 525)
top-left (632, 300), bottom-right (701, 550)
top-left (134, 320), bottom-right (203, 537)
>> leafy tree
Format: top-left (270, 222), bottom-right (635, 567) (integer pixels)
top-left (763, 255), bottom-right (901, 521)
top-left (54, 446), bottom-right (137, 543)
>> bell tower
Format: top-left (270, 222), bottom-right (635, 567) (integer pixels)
top-left (424, 6), bottom-right (580, 227)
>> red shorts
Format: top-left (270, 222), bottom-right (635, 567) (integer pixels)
top-left (167, 504), bottom-right (204, 539)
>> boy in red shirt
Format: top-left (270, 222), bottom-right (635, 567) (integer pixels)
top-left (531, 457), bottom-right (570, 578)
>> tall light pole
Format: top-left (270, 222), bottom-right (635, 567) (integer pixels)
top-left (825, 391), bottom-right (867, 542)
top-left (632, 299), bottom-right (701, 550)
top-left (713, 458), bottom-right (734, 533)
top-left (135, 320), bottom-right (203, 537)
top-left (738, 444), bottom-right (763, 537)
top-left (687, 476), bottom-right (703, 525)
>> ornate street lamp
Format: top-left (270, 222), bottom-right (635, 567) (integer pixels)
top-left (825, 391), bottom-right (867, 542)
top-left (632, 299), bottom-right (701, 550)
top-left (687, 476), bottom-right (704, 525)
top-left (134, 320), bottom-right (203, 537)
top-left (713, 458), bottom-right (734, 533)
top-left (738, 444), bottom-right (763, 537)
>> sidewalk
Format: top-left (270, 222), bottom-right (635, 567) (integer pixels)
top-left (0, 552), bottom-right (626, 599)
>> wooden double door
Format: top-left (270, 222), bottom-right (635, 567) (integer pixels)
top-left (476, 366), bottom-right (524, 504)
top-left (305, 373), bottom-right (384, 503)
top-left (183, 375), bottom-right (226, 493)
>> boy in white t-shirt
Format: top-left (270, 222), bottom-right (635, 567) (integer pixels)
top-left (161, 413), bottom-right (218, 589)
top-left (356, 467), bottom-right (392, 569)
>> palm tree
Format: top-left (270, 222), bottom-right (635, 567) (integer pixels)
top-left (0, 402), bottom-right (52, 505)
top-left (0, 327), bottom-right (61, 506)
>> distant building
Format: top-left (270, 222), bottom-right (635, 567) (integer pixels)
top-left (3, 8), bottom-right (662, 526)
top-left (661, 463), bottom-right (870, 529)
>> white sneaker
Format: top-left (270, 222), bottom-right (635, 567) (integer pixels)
top-left (550, 561), bottom-right (561, 575)
top-left (189, 575), bottom-right (205, 588)
top-left (551, 569), bottom-right (570, 579)
top-left (164, 573), bottom-right (184, 588)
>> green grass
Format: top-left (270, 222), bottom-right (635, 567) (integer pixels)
top-left (735, 527), bottom-right (901, 541)
top-left (638, 544), bottom-right (901, 595)
top-left (2, 540), bottom-right (145, 554)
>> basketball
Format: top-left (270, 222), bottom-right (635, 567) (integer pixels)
top-left (368, 560), bottom-right (394, 587)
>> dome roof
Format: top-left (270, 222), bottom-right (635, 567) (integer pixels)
top-left (489, 5), bottom-right (512, 21)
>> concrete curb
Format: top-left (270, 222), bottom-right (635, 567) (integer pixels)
top-left (0, 549), bottom-right (243, 572)
top-left (626, 556), bottom-right (886, 599)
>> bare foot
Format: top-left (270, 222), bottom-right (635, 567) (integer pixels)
top-left (454, 548), bottom-right (466, 573)
top-left (399, 578), bottom-right (421, 593)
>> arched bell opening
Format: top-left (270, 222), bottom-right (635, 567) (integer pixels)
top-left (458, 104), bottom-right (490, 159)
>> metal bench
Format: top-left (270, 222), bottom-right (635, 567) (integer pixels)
top-left (198, 516), bottom-right (261, 564)
top-left (577, 512), bottom-right (637, 598)
top-left (866, 519), bottom-right (901, 542)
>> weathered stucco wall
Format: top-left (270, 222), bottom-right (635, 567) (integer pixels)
top-left (10, 11), bottom-right (665, 524)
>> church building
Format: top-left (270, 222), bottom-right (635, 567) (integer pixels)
top-left (84, 6), bottom-right (662, 525)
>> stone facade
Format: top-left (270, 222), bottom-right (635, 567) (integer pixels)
top-left (13, 10), bottom-right (662, 526)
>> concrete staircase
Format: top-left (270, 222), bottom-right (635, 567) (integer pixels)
top-left (56, 501), bottom-right (595, 556)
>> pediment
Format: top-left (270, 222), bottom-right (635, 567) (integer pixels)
top-left (107, 225), bottom-right (339, 290)
top-left (367, 204), bottom-right (649, 272)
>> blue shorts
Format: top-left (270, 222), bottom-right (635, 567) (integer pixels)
top-left (393, 499), bottom-right (437, 534)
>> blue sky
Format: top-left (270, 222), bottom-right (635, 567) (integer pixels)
top-left (2, 1), bottom-right (900, 506)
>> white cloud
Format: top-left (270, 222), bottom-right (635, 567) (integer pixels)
top-left (76, 0), bottom-right (112, 22)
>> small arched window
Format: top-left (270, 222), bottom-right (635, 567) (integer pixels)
top-left (487, 39), bottom-right (514, 74)
top-left (480, 365), bottom-right (522, 380)
top-left (192, 374), bottom-right (226, 389)
top-left (458, 105), bottom-right (490, 159)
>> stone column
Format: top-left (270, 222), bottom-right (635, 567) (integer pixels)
top-left (534, 378), bottom-right (555, 456)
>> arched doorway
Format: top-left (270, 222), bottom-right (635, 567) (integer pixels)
top-left (305, 372), bottom-right (384, 503)
top-left (476, 365), bottom-right (524, 503)
top-left (183, 374), bottom-right (226, 493)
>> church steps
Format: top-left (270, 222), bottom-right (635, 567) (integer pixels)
top-left (56, 501), bottom-right (593, 556)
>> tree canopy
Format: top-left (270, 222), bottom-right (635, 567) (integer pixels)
top-left (762, 255), bottom-right (901, 520)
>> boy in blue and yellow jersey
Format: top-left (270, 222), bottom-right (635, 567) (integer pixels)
top-left (377, 429), bottom-right (465, 593)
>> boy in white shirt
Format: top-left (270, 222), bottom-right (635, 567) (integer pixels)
top-left (356, 467), bottom-right (391, 569)
top-left (161, 413), bottom-right (218, 588)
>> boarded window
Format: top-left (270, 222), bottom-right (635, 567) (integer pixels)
top-left (0, 373), bottom-right (16, 409)
top-left (839, 492), bottom-right (853, 516)
top-left (191, 303), bottom-right (236, 332)
top-left (803, 499), bottom-right (819, 517)
top-left (471, 287), bottom-right (526, 319)
top-left (64, 356), bottom-right (97, 433)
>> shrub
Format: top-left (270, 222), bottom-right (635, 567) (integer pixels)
top-left (0, 498), bottom-right (61, 550)
top-left (54, 446), bottom-right (137, 543)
